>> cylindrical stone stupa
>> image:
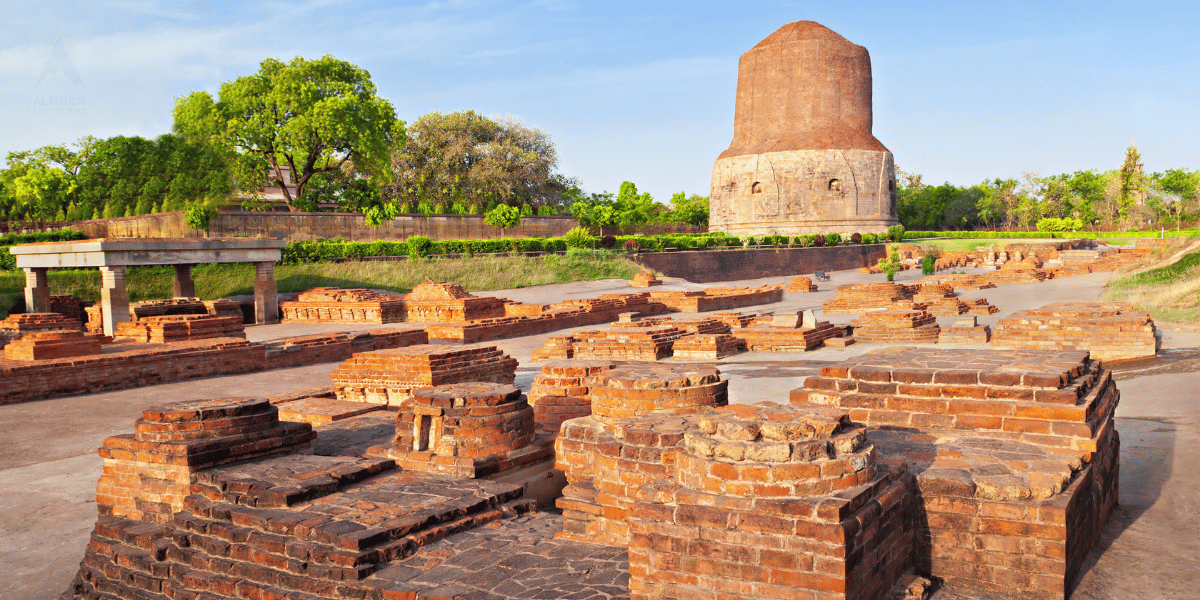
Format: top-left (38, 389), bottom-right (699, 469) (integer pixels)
top-left (709, 21), bottom-right (899, 235)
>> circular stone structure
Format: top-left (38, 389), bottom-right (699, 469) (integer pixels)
top-left (586, 363), bottom-right (728, 424)
top-left (676, 402), bottom-right (875, 497)
top-left (709, 21), bottom-right (899, 235)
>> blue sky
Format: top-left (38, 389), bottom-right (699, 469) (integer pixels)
top-left (2, 0), bottom-right (1198, 203)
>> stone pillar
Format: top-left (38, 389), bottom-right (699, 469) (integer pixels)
top-left (172, 264), bottom-right (195, 298)
top-left (22, 267), bottom-right (50, 313)
top-left (100, 266), bottom-right (130, 337)
top-left (254, 261), bottom-right (279, 325)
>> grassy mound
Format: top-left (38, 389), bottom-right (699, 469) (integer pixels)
top-left (1105, 242), bottom-right (1200, 323)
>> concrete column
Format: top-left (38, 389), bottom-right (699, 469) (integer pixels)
top-left (22, 267), bottom-right (51, 313)
top-left (172, 264), bottom-right (196, 298)
top-left (99, 266), bottom-right (130, 337)
top-left (253, 261), bottom-right (279, 325)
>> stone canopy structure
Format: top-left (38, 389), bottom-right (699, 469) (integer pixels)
top-left (710, 21), bottom-right (900, 235)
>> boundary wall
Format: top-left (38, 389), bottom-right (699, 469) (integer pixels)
top-left (66, 211), bottom-right (580, 242)
top-left (634, 244), bottom-right (887, 283)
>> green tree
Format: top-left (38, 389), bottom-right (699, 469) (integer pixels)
top-left (1118, 143), bottom-right (1147, 224)
top-left (664, 192), bottom-right (709, 227)
top-left (1150, 168), bottom-right (1200, 228)
top-left (387, 110), bottom-right (575, 213)
top-left (174, 54), bottom-right (401, 213)
top-left (484, 203), bottom-right (521, 236)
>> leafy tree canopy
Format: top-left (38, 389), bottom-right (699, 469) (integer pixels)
top-left (387, 110), bottom-right (575, 213)
top-left (173, 54), bottom-right (401, 213)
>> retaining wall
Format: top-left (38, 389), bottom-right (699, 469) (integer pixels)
top-left (634, 244), bottom-right (887, 283)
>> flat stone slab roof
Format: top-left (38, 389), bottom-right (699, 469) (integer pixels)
top-left (10, 237), bottom-right (286, 268)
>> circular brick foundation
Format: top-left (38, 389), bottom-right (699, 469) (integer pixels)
top-left (527, 360), bottom-right (616, 435)
top-left (587, 364), bottom-right (727, 424)
top-left (675, 402), bottom-right (875, 497)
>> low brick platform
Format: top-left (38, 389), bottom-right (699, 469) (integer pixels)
top-left (530, 334), bottom-right (577, 361)
top-left (274, 395), bottom-right (386, 426)
top-left (280, 287), bottom-right (405, 323)
top-left (650, 285), bottom-right (784, 312)
top-left (791, 347), bottom-right (1121, 599)
top-left (380, 383), bottom-right (548, 478)
top-left (939, 324), bottom-right (992, 344)
top-left (611, 316), bottom-right (730, 335)
top-left (850, 310), bottom-right (941, 344)
top-left (571, 327), bottom-right (687, 361)
top-left (822, 282), bottom-right (916, 313)
top-left (736, 319), bottom-right (844, 352)
top-left (113, 314), bottom-right (245, 343)
top-left (786, 275), bottom-right (818, 292)
top-left (628, 272), bottom-right (663, 287)
top-left (0, 327), bottom-right (428, 406)
top-left (424, 292), bottom-right (673, 344)
top-left (65, 454), bottom-right (536, 600)
top-left (992, 302), bottom-right (1158, 361)
top-left (95, 397), bottom-right (314, 523)
top-left (129, 297), bottom-right (210, 320)
top-left (0, 312), bottom-right (83, 345)
top-left (330, 344), bottom-right (519, 407)
top-left (672, 333), bottom-right (746, 359)
top-left (405, 280), bottom-right (507, 323)
top-left (527, 360), bottom-right (616, 435)
top-left (4, 330), bottom-right (104, 361)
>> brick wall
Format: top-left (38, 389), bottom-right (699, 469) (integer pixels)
top-left (633, 245), bottom-right (886, 283)
top-left (69, 210), bottom-right (579, 242)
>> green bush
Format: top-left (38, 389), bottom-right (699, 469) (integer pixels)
top-left (0, 229), bottom-right (89, 271)
top-left (563, 226), bottom-right (593, 249)
top-left (887, 224), bottom-right (906, 243)
top-left (921, 255), bottom-right (935, 276)
top-left (408, 235), bottom-right (433, 258)
top-left (824, 232), bottom-right (842, 246)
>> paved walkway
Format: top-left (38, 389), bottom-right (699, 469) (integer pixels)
top-left (2, 265), bottom-right (1198, 600)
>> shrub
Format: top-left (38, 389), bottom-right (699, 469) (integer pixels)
top-left (887, 224), bottom-right (906, 243)
top-left (1036, 217), bottom-right (1083, 232)
top-left (600, 235), bottom-right (617, 249)
top-left (622, 239), bottom-right (641, 253)
top-left (850, 232), bottom-right (862, 244)
top-left (407, 235), bottom-right (433, 258)
top-left (921, 255), bottom-right (935, 276)
top-left (563, 226), bottom-right (593, 249)
top-left (824, 232), bottom-right (842, 246)
top-left (812, 234), bottom-right (826, 247)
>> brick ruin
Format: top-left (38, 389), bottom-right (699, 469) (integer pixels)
top-left (937, 315), bottom-right (992, 345)
top-left (404, 280), bottom-right (508, 323)
top-left (114, 314), bottom-right (246, 343)
top-left (61, 342), bottom-right (1123, 600)
top-left (0, 326), bottom-right (428, 407)
top-left (823, 283), bottom-right (916, 313)
top-left (648, 285), bottom-right (784, 312)
top-left (94, 397), bottom-right (314, 523)
top-left (4, 329), bottom-right (105, 361)
top-left (532, 311), bottom-right (846, 360)
top-left (0, 311), bottom-right (83, 345)
top-left (280, 287), bottom-right (405, 323)
top-left (527, 360), bottom-right (616, 435)
top-left (329, 344), bottom-right (519, 407)
top-left (377, 382), bottom-right (548, 478)
top-left (85, 298), bottom-right (244, 335)
top-left (992, 302), bottom-right (1158, 361)
top-left (556, 364), bottom-right (729, 546)
top-left (786, 275), bottom-right (818, 292)
top-left (791, 348), bottom-right (1120, 599)
top-left (850, 310), bottom-right (941, 344)
top-left (628, 272), bottom-right (663, 287)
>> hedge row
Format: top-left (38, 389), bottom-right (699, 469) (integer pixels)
top-left (0, 229), bottom-right (89, 271)
top-left (902, 229), bottom-right (1200, 240)
top-left (277, 231), bottom-right (892, 265)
